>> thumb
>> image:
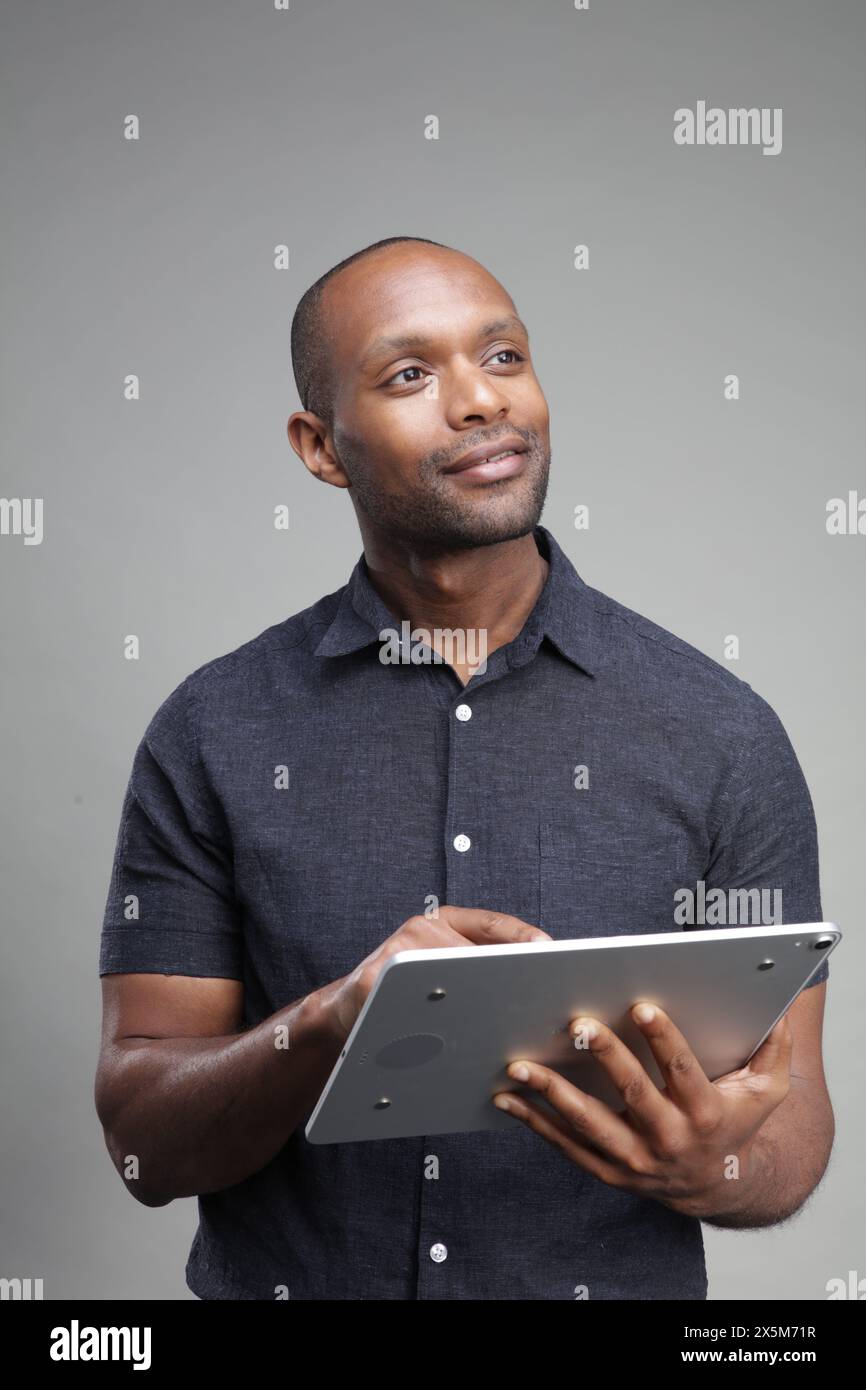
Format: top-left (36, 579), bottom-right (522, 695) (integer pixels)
top-left (747, 1012), bottom-right (793, 1078)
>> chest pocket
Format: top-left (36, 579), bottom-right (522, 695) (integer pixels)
top-left (539, 817), bottom-right (684, 940)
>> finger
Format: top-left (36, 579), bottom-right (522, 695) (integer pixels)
top-left (501, 1059), bottom-right (643, 1169)
top-left (630, 1003), bottom-right (718, 1112)
top-left (569, 1014), bottom-right (671, 1134)
top-left (439, 905), bottom-right (552, 944)
top-left (492, 1087), bottom-right (627, 1187)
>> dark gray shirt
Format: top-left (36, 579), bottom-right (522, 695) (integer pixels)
top-left (99, 524), bottom-right (827, 1300)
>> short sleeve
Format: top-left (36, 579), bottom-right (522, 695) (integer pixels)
top-left (99, 676), bottom-right (244, 980)
top-left (704, 693), bottom-right (828, 988)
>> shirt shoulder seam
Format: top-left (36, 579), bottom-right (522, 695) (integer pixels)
top-left (586, 590), bottom-right (753, 690)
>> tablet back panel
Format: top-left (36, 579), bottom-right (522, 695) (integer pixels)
top-left (305, 924), bottom-right (839, 1144)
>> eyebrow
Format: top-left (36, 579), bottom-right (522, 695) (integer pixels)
top-left (360, 315), bottom-right (529, 372)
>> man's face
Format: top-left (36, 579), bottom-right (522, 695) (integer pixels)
top-left (315, 246), bottom-right (551, 553)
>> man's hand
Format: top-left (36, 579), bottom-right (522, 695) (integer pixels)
top-left (492, 1002), bottom-right (794, 1220)
top-left (321, 907), bottom-right (551, 1045)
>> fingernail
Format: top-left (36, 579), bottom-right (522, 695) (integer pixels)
top-left (508, 1062), bottom-right (530, 1082)
top-left (573, 1017), bottom-right (598, 1041)
top-left (493, 1095), bottom-right (512, 1111)
top-left (635, 1004), bottom-right (655, 1023)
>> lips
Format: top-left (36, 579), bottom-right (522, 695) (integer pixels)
top-left (442, 435), bottom-right (528, 476)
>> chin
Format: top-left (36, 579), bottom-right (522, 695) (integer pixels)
top-left (446, 503), bottom-right (545, 552)
top-left (460, 480), bottom-right (549, 549)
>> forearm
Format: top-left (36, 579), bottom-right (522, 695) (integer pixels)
top-left (98, 985), bottom-right (342, 1205)
top-left (691, 1082), bottom-right (835, 1230)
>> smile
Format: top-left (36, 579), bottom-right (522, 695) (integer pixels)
top-left (443, 449), bottom-right (528, 483)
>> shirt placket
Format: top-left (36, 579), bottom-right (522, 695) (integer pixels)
top-left (413, 658), bottom-right (505, 1298)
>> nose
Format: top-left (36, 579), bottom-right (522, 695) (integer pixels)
top-left (443, 360), bottom-right (513, 428)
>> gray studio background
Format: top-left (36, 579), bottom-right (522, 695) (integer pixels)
top-left (1, 0), bottom-right (863, 1300)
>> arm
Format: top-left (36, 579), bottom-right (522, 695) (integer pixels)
top-left (94, 973), bottom-right (343, 1207)
top-left (691, 693), bottom-right (834, 1226)
top-left (96, 909), bottom-right (552, 1207)
top-left (95, 676), bottom-right (347, 1205)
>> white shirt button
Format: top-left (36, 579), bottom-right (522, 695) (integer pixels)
top-left (455, 704), bottom-right (472, 721)
top-left (430, 1243), bottom-right (448, 1263)
top-left (453, 834), bottom-right (471, 853)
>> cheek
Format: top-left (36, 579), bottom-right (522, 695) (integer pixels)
top-left (527, 380), bottom-right (550, 427)
top-left (506, 374), bottom-right (549, 440)
top-left (347, 395), bottom-right (439, 467)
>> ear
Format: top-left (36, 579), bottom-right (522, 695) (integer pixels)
top-left (287, 412), bottom-right (351, 489)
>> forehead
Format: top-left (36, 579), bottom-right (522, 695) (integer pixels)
top-left (321, 248), bottom-right (518, 378)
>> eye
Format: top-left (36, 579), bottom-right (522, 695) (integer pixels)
top-left (384, 365), bottom-right (429, 387)
top-left (487, 349), bottom-right (525, 366)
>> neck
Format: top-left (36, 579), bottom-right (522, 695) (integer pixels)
top-left (359, 527), bottom-right (549, 685)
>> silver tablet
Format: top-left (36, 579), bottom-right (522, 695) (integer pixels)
top-left (304, 922), bottom-right (840, 1145)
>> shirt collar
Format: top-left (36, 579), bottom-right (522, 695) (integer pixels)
top-left (314, 523), bottom-right (601, 677)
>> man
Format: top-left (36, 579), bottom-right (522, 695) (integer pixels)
top-left (95, 236), bottom-right (833, 1301)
